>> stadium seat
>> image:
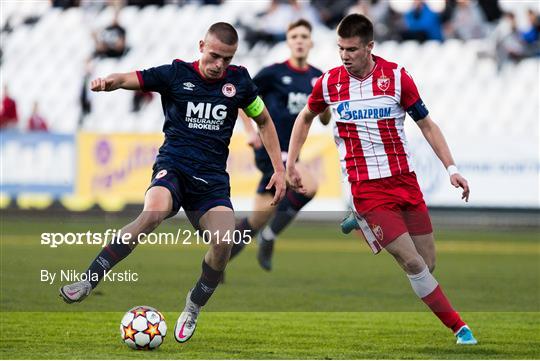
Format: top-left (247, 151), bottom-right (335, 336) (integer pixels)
top-left (0, 3), bottom-right (537, 137)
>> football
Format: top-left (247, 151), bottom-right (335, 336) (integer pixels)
top-left (120, 305), bottom-right (167, 350)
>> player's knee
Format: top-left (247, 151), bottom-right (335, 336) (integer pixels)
top-left (247, 217), bottom-right (265, 233)
top-left (425, 256), bottom-right (436, 273)
top-left (402, 256), bottom-right (426, 275)
top-left (210, 242), bottom-right (233, 267)
top-left (144, 187), bottom-right (172, 213)
top-left (303, 186), bottom-right (317, 199)
top-left (137, 211), bottom-right (165, 232)
top-left (215, 239), bottom-right (233, 253)
top-left (297, 177), bottom-right (317, 198)
top-left (287, 189), bottom-right (315, 210)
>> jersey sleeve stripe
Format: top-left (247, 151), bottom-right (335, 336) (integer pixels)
top-left (322, 72), bottom-right (331, 104)
top-left (399, 67), bottom-right (421, 109)
top-left (307, 73), bottom-right (329, 114)
top-left (136, 70), bottom-right (145, 90)
top-left (337, 67), bottom-right (350, 101)
top-left (328, 69), bottom-right (342, 102)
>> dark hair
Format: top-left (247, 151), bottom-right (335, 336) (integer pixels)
top-left (337, 14), bottom-right (374, 44)
top-left (287, 18), bottom-right (312, 33)
top-left (207, 22), bottom-right (238, 45)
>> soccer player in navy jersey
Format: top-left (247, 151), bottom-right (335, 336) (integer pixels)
top-left (59, 22), bottom-right (286, 344)
top-left (228, 19), bottom-right (331, 271)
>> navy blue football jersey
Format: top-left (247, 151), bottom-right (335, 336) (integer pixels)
top-left (137, 60), bottom-right (258, 177)
top-left (253, 61), bottom-right (322, 163)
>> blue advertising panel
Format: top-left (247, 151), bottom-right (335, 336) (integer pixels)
top-left (0, 131), bottom-right (75, 196)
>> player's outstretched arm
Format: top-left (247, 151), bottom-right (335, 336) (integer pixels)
top-left (90, 72), bottom-right (141, 92)
top-left (252, 107), bottom-right (286, 205)
top-left (286, 106), bottom-right (317, 193)
top-left (417, 115), bottom-right (470, 202)
top-left (239, 109), bottom-right (262, 149)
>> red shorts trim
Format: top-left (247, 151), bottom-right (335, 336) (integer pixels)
top-left (350, 172), bottom-right (433, 253)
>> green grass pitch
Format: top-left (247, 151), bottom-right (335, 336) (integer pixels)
top-left (1, 215), bottom-right (539, 359)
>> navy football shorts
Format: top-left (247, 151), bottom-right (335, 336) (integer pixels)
top-left (254, 153), bottom-right (285, 195)
top-left (147, 162), bottom-right (233, 229)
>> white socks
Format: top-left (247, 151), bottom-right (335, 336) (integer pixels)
top-left (260, 226), bottom-right (276, 242)
top-left (407, 266), bottom-right (438, 298)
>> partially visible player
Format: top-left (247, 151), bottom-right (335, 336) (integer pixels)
top-left (229, 19), bottom-right (331, 271)
top-left (286, 14), bottom-right (477, 345)
top-left (59, 22), bottom-right (285, 344)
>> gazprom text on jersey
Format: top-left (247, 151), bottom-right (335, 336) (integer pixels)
top-left (341, 107), bottom-right (392, 120)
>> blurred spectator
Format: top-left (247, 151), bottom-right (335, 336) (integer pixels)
top-left (446, 0), bottom-right (487, 40)
top-left (402, 0), bottom-right (444, 42)
top-left (92, 12), bottom-right (127, 59)
top-left (347, 0), bottom-right (402, 41)
top-left (80, 0), bottom-right (124, 12)
top-left (312, 0), bottom-right (354, 29)
top-left (1, 16), bottom-right (14, 34)
top-left (51, 0), bottom-right (80, 9)
top-left (439, 0), bottom-right (456, 26)
top-left (492, 12), bottom-right (526, 69)
top-left (478, 0), bottom-right (502, 23)
top-left (241, 0), bottom-right (321, 49)
top-left (79, 60), bottom-right (93, 126)
top-left (0, 85), bottom-right (18, 130)
top-left (522, 8), bottom-right (540, 56)
top-left (132, 91), bottom-right (154, 112)
top-left (27, 102), bottom-right (48, 132)
top-left (127, 0), bottom-right (164, 6)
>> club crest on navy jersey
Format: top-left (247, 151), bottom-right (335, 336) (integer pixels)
top-left (222, 83), bottom-right (236, 97)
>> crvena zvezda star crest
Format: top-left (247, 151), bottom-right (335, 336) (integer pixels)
top-left (377, 75), bottom-right (390, 92)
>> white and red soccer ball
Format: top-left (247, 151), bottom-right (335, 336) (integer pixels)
top-left (120, 305), bottom-right (167, 350)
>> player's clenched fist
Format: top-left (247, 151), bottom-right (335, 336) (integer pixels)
top-left (90, 77), bottom-right (115, 92)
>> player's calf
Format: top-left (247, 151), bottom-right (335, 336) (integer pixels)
top-left (229, 218), bottom-right (256, 261)
top-left (58, 236), bottom-right (134, 304)
top-left (387, 234), bottom-right (473, 341)
top-left (257, 231), bottom-right (274, 271)
top-left (265, 189), bottom-right (313, 238)
top-left (188, 259), bottom-right (224, 306)
top-left (175, 260), bottom-right (223, 343)
top-left (59, 208), bottom-right (169, 303)
top-left (410, 233), bottom-right (436, 273)
top-left (257, 190), bottom-right (313, 271)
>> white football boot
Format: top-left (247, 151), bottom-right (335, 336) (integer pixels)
top-left (174, 290), bottom-right (201, 343)
top-left (59, 280), bottom-right (92, 303)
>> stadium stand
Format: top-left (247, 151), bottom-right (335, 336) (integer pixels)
top-left (1, 1), bottom-right (538, 136)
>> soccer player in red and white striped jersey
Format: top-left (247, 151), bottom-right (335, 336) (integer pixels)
top-left (286, 14), bottom-right (477, 345)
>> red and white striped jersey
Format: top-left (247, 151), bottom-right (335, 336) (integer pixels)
top-left (308, 55), bottom-right (427, 182)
